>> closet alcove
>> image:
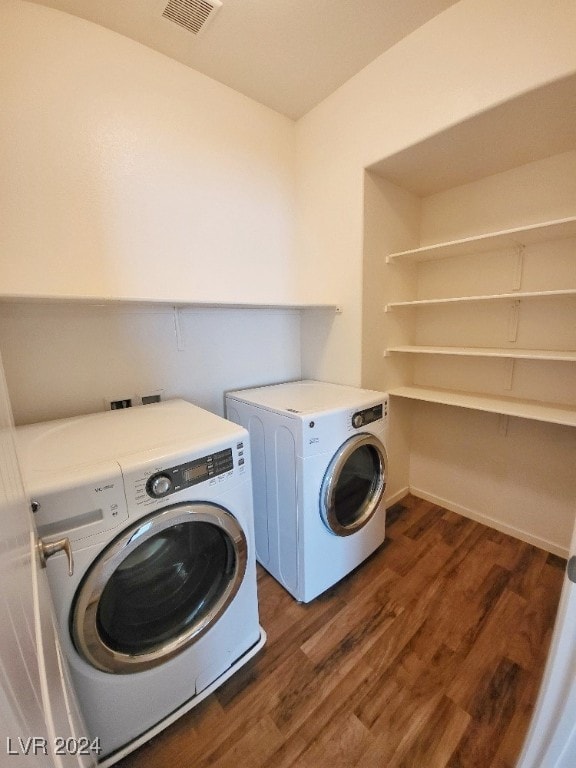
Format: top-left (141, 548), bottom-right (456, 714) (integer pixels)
top-left (362, 75), bottom-right (576, 557)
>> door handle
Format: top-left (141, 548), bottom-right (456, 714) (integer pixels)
top-left (567, 556), bottom-right (576, 584)
top-left (37, 537), bottom-right (74, 576)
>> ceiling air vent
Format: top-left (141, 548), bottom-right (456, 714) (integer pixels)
top-left (162, 0), bottom-right (222, 36)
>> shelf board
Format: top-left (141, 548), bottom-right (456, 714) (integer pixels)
top-left (386, 215), bottom-right (576, 263)
top-left (0, 293), bottom-right (341, 313)
top-left (389, 385), bottom-right (576, 427)
top-left (386, 288), bottom-right (576, 310)
top-left (386, 346), bottom-right (576, 362)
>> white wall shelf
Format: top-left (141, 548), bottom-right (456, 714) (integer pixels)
top-left (386, 345), bottom-right (576, 362)
top-left (386, 288), bottom-right (576, 310)
top-left (0, 294), bottom-right (342, 313)
top-left (386, 215), bottom-right (576, 264)
top-left (389, 386), bottom-right (576, 428)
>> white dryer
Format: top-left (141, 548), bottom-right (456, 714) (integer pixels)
top-left (16, 400), bottom-right (265, 765)
top-left (226, 380), bottom-right (389, 603)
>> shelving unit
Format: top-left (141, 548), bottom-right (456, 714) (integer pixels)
top-left (384, 215), bottom-right (576, 427)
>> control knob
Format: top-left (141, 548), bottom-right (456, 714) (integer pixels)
top-left (148, 474), bottom-right (172, 498)
top-left (352, 413), bottom-right (364, 428)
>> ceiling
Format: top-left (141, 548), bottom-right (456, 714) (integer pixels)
top-left (28, 0), bottom-right (460, 120)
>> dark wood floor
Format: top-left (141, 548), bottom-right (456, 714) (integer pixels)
top-left (116, 495), bottom-right (565, 768)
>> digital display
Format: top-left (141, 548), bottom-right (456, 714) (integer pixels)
top-left (184, 463), bottom-right (208, 482)
top-left (147, 449), bottom-right (234, 499)
top-left (354, 405), bottom-right (383, 426)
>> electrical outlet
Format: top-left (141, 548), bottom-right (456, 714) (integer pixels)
top-left (137, 389), bottom-right (164, 406)
top-left (110, 398), bottom-right (132, 410)
top-left (141, 394), bottom-right (161, 405)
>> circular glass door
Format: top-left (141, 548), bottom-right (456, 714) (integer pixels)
top-left (321, 435), bottom-right (387, 536)
top-left (71, 503), bottom-right (247, 674)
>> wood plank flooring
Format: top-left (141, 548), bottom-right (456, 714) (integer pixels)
top-left (116, 495), bottom-right (565, 768)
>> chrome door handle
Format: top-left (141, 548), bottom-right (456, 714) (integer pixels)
top-left (37, 537), bottom-right (74, 576)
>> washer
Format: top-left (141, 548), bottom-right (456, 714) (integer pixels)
top-left (226, 380), bottom-right (389, 603)
top-left (16, 399), bottom-right (265, 765)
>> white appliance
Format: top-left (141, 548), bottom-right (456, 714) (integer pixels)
top-left (226, 380), bottom-right (389, 603)
top-left (15, 400), bottom-right (265, 765)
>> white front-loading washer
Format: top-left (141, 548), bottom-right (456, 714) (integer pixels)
top-left (226, 380), bottom-right (389, 603)
top-left (15, 399), bottom-right (265, 765)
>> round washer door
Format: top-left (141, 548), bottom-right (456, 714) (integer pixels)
top-left (71, 502), bottom-right (247, 674)
top-left (321, 434), bottom-right (387, 537)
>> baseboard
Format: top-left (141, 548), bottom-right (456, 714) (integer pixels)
top-left (410, 486), bottom-right (569, 559)
top-left (385, 486), bottom-right (410, 509)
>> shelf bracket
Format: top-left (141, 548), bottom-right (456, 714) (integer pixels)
top-left (173, 307), bottom-right (185, 352)
top-left (503, 358), bottom-right (515, 391)
top-left (498, 414), bottom-right (510, 437)
top-left (512, 245), bottom-right (524, 291)
top-left (507, 300), bottom-right (521, 342)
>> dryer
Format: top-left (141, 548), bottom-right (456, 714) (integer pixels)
top-left (226, 380), bottom-right (389, 603)
top-left (16, 399), bottom-right (265, 765)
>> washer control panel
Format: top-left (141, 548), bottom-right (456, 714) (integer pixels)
top-left (146, 447), bottom-right (235, 499)
top-left (351, 401), bottom-right (387, 429)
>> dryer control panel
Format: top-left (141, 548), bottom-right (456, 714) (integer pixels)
top-left (146, 447), bottom-right (237, 499)
top-left (351, 401), bottom-right (388, 429)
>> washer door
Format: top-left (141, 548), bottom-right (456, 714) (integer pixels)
top-left (71, 502), bottom-right (247, 674)
top-left (321, 434), bottom-right (387, 536)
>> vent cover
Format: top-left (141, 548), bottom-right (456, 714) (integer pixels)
top-left (162, 0), bottom-right (222, 36)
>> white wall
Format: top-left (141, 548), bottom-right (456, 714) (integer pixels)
top-left (0, 302), bottom-right (303, 425)
top-left (420, 151), bottom-right (576, 244)
top-left (0, 0), bottom-right (307, 427)
top-left (410, 404), bottom-right (576, 555)
top-left (297, 0), bottom-right (576, 386)
top-left (0, 0), bottom-right (297, 305)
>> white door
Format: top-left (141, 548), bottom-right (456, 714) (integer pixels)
top-left (516, 510), bottom-right (576, 767)
top-left (0, 355), bottom-right (94, 767)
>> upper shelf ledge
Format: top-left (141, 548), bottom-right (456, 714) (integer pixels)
top-left (0, 293), bottom-right (342, 313)
top-left (386, 215), bottom-right (576, 263)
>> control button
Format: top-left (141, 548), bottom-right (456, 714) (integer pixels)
top-left (148, 474), bottom-right (172, 498)
top-left (352, 413), bottom-right (364, 428)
